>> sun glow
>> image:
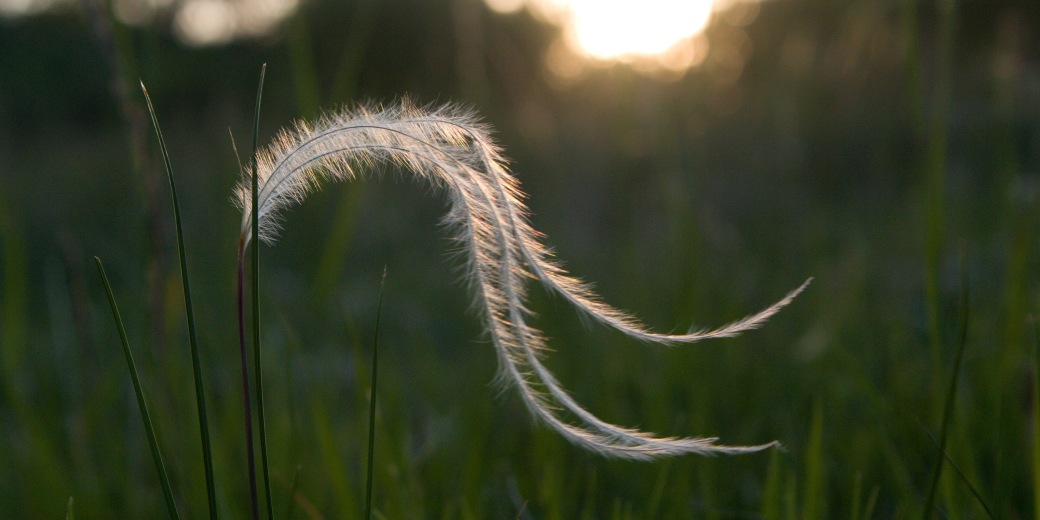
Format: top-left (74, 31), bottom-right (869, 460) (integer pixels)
top-left (492, 0), bottom-right (719, 74)
top-left (556, 0), bottom-right (713, 60)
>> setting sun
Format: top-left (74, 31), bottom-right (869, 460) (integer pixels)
top-left (553, 0), bottom-right (714, 59)
top-left (486, 0), bottom-right (719, 74)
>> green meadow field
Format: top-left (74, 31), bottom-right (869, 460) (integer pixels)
top-left (1, 0), bottom-right (1038, 517)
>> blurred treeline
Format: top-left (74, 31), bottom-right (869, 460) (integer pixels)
top-left (1, 0), bottom-right (1040, 518)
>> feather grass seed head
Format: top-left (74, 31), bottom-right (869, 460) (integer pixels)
top-left (236, 100), bottom-right (810, 459)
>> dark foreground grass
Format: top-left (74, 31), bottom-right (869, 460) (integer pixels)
top-left (1, 2), bottom-right (1039, 518)
top-left (69, 88), bottom-right (1033, 519)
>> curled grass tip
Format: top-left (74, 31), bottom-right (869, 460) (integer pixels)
top-left (235, 100), bottom-right (810, 458)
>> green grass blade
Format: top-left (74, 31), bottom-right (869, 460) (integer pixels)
top-left (236, 244), bottom-right (260, 519)
top-left (849, 473), bottom-right (862, 520)
top-left (365, 267), bottom-right (388, 520)
top-left (65, 496), bottom-right (73, 520)
top-left (922, 429), bottom-right (994, 519)
top-left (312, 401), bottom-right (357, 514)
top-left (802, 401), bottom-right (825, 520)
top-left (863, 487), bottom-right (879, 520)
top-left (922, 248), bottom-right (970, 519)
top-left (140, 84), bottom-right (219, 520)
top-left (250, 63), bottom-right (275, 520)
top-left (284, 465), bottom-right (302, 520)
top-left (94, 257), bottom-right (180, 520)
top-left (761, 449), bottom-right (782, 520)
top-left (1032, 318), bottom-right (1040, 520)
top-left (921, 0), bottom-right (955, 380)
top-left (783, 472), bottom-right (798, 520)
top-left (0, 188), bottom-right (27, 393)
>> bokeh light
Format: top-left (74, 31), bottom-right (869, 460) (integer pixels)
top-left (0, 0), bottom-right (68, 16)
top-left (170, 0), bottom-right (298, 46)
top-left (0, 0), bottom-right (298, 47)
top-left (498, 0), bottom-right (726, 75)
top-left (553, 0), bottom-right (713, 60)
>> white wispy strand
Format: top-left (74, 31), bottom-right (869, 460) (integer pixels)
top-left (237, 101), bottom-right (810, 459)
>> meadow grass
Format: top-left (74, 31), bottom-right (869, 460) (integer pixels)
top-left (2, 3), bottom-right (1039, 518)
top-left (101, 71), bottom-right (804, 516)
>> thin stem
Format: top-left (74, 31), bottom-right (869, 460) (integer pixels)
top-left (922, 247), bottom-right (970, 518)
top-left (284, 465), bottom-right (302, 520)
top-left (250, 63), bottom-right (274, 520)
top-left (365, 267), bottom-right (388, 520)
top-left (1032, 318), bottom-right (1040, 520)
top-left (237, 239), bottom-right (260, 520)
top-left (95, 257), bottom-right (180, 520)
top-left (921, 429), bottom-right (994, 519)
top-left (141, 84), bottom-right (218, 519)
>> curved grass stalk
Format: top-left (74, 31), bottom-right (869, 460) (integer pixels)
top-left (236, 101), bottom-right (809, 459)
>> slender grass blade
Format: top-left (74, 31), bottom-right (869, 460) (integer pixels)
top-left (284, 465), bottom-right (302, 520)
top-left (922, 249), bottom-right (970, 518)
top-left (250, 63), bottom-right (275, 520)
top-left (95, 257), bottom-right (180, 520)
top-left (761, 450), bottom-right (782, 520)
top-left (141, 84), bottom-right (219, 519)
top-left (365, 267), bottom-right (388, 520)
top-left (802, 401), bottom-right (824, 520)
top-left (237, 243), bottom-right (260, 520)
top-left (922, 429), bottom-right (994, 519)
top-left (1031, 318), bottom-right (1040, 520)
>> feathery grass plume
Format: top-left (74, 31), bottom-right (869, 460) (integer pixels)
top-left (236, 101), bottom-right (811, 459)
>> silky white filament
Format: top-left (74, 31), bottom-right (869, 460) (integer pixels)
top-left (236, 101), bottom-right (810, 459)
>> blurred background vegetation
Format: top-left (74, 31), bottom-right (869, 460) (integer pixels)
top-left (1, 0), bottom-right (1039, 517)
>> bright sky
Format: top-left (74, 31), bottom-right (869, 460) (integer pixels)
top-left (487, 0), bottom-right (719, 72)
top-left (1, 0), bottom-right (724, 67)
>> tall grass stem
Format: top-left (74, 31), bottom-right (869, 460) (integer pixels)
top-left (922, 429), bottom-right (993, 518)
top-left (95, 257), bottom-right (180, 520)
top-left (251, 63), bottom-right (274, 520)
top-left (922, 0), bottom-right (956, 394)
top-left (141, 84), bottom-right (219, 519)
top-left (922, 248), bottom-right (969, 518)
top-left (0, 190), bottom-right (27, 395)
top-left (236, 242), bottom-right (260, 519)
top-left (364, 267), bottom-right (387, 520)
top-left (1032, 318), bottom-right (1040, 520)
top-left (802, 401), bottom-right (825, 520)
